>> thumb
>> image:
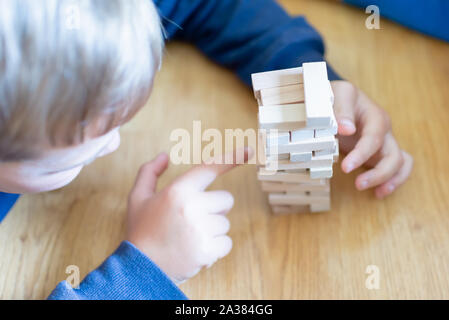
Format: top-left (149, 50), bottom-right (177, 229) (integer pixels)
top-left (331, 81), bottom-right (358, 136)
top-left (131, 153), bottom-right (169, 201)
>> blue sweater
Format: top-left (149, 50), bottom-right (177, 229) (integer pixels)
top-left (1, 0), bottom-right (446, 300)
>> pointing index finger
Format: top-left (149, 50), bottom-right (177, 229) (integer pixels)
top-left (173, 147), bottom-right (253, 191)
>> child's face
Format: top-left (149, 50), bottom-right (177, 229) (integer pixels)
top-left (0, 128), bottom-right (121, 194)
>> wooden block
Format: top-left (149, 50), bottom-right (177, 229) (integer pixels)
top-left (290, 128), bottom-right (315, 142)
top-left (264, 135), bottom-right (332, 165)
top-left (266, 153), bottom-right (290, 162)
top-left (314, 114), bottom-right (338, 138)
top-left (310, 166), bottom-right (333, 179)
top-left (259, 132), bottom-right (298, 168)
top-left (258, 168), bottom-right (325, 185)
top-left (259, 131), bottom-right (302, 165)
top-left (272, 205), bottom-right (309, 215)
top-left (275, 136), bottom-right (335, 154)
top-left (270, 154), bottom-right (333, 171)
top-left (257, 130), bottom-right (268, 166)
top-left (290, 151), bottom-right (312, 162)
top-left (314, 121), bottom-right (338, 138)
top-left (261, 181), bottom-right (330, 193)
top-left (312, 139), bottom-right (338, 162)
top-left (285, 169), bottom-right (308, 173)
top-left (332, 113), bottom-right (338, 129)
top-left (259, 83), bottom-right (305, 106)
top-left (266, 131), bottom-right (290, 146)
top-left (285, 190), bottom-right (330, 198)
top-left (251, 67), bottom-right (303, 92)
top-left (333, 139), bottom-right (339, 162)
top-left (302, 62), bottom-right (334, 127)
top-left (268, 193), bottom-right (330, 206)
top-left (258, 104), bottom-right (306, 131)
top-left (310, 201), bottom-right (331, 213)
top-left (314, 148), bottom-right (333, 157)
top-left (307, 190), bottom-right (331, 197)
top-left (317, 139), bottom-right (339, 162)
top-left (314, 140), bottom-right (337, 157)
top-left (328, 80), bottom-right (335, 105)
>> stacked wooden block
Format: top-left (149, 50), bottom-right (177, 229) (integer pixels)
top-left (252, 62), bottom-right (338, 214)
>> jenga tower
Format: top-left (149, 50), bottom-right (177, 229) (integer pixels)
top-left (251, 62), bottom-right (338, 214)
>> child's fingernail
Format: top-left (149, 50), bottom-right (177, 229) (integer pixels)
top-left (387, 184), bottom-right (395, 193)
top-left (359, 180), bottom-right (369, 190)
top-left (345, 162), bottom-right (355, 173)
top-left (339, 119), bottom-right (356, 131)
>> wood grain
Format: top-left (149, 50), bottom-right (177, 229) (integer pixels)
top-left (1, 0), bottom-right (449, 299)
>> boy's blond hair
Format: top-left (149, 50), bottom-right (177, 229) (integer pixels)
top-left (0, 0), bottom-right (163, 161)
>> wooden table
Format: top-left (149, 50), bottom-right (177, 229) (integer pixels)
top-left (1, 0), bottom-right (449, 299)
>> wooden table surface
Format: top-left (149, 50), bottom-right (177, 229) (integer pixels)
top-left (1, 0), bottom-right (449, 299)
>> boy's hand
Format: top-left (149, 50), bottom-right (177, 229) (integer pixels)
top-left (331, 80), bottom-right (413, 199)
top-left (126, 148), bottom-right (252, 284)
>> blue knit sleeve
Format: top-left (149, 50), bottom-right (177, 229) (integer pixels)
top-left (47, 241), bottom-right (187, 300)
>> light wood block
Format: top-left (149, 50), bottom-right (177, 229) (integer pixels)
top-left (314, 148), bottom-right (334, 157)
top-left (333, 139), bottom-right (339, 162)
top-left (261, 181), bottom-right (330, 193)
top-left (272, 205), bottom-right (310, 215)
top-left (258, 104), bottom-right (306, 131)
top-left (310, 201), bottom-right (331, 213)
top-left (259, 83), bottom-right (305, 106)
top-left (285, 169), bottom-right (308, 173)
top-left (257, 130), bottom-right (268, 166)
top-left (289, 151), bottom-right (313, 162)
top-left (285, 190), bottom-right (330, 197)
top-left (270, 155), bottom-right (333, 171)
top-left (314, 139), bottom-right (338, 157)
top-left (258, 168), bottom-right (325, 185)
top-left (312, 139), bottom-right (338, 162)
top-left (268, 193), bottom-right (330, 206)
top-left (266, 153), bottom-right (290, 162)
top-left (302, 62), bottom-right (334, 127)
top-left (275, 135), bottom-right (335, 154)
top-left (310, 166), bottom-right (333, 179)
top-left (266, 131), bottom-right (290, 146)
top-left (328, 79), bottom-right (335, 105)
top-left (251, 67), bottom-right (303, 92)
top-left (290, 128), bottom-right (315, 142)
top-left (306, 190), bottom-right (331, 197)
top-left (314, 123), bottom-right (338, 138)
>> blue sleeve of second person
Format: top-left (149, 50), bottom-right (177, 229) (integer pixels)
top-left (154, 0), bottom-right (341, 85)
top-left (344, 0), bottom-right (449, 42)
top-left (47, 241), bottom-right (187, 300)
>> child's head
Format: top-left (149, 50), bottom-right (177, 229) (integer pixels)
top-left (0, 0), bottom-right (163, 193)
